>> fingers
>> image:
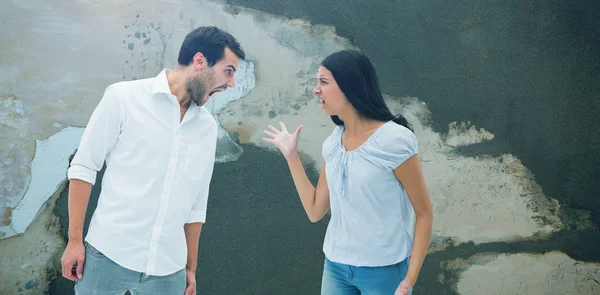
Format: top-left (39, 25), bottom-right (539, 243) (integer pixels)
top-left (267, 125), bottom-right (280, 134)
top-left (294, 125), bottom-right (304, 135)
top-left (279, 121), bottom-right (288, 132)
top-left (184, 285), bottom-right (196, 295)
top-left (261, 137), bottom-right (276, 145)
top-left (61, 259), bottom-right (77, 281)
top-left (263, 130), bottom-right (277, 138)
top-left (61, 259), bottom-right (67, 279)
top-left (76, 257), bottom-right (84, 279)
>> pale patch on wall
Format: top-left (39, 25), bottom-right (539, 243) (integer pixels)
top-left (216, 10), bottom-right (355, 169)
top-left (204, 60), bottom-right (256, 163)
top-left (1, 94), bottom-right (31, 233)
top-left (445, 121), bottom-right (495, 147)
top-left (0, 188), bottom-right (65, 295)
top-left (386, 96), bottom-right (563, 245)
top-left (1, 127), bottom-right (84, 239)
top-left (452, 252), bottom-right (600, 294)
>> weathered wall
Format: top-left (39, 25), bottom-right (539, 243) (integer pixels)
top-left (0, 0), bottom-right (599, 294)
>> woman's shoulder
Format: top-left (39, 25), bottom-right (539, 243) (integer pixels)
top-left (361, 121), bottom-right (418, 171)
top-left (377, 121), bottom-right (417, 144)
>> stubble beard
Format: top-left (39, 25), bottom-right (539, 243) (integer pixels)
top-left (187, 69), bottom-right (215, 107)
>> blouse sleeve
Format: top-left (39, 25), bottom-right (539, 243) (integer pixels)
top-left (362, 122), bottom-right (418, 171)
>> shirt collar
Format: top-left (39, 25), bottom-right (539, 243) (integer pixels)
top-left (152, 69), bottom-right (172, 96)
top-left (152, 69), bottom-right (201, 116)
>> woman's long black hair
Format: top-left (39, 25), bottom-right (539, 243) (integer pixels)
top-left (321, 50), bottom-right (413, 132)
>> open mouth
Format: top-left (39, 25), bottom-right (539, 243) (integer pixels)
top-left (318, 98), bottom-right (325, 105)
top-left (209, 87), bottom-right (227, 96)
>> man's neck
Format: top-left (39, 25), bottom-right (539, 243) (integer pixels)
top-left (165, 68), bottom-right (192, 107)
top-left (165, 68), bottom-right (192, 122)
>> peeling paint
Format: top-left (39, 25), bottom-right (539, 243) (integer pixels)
top-left (445, 121), bottom-right (495, 147)
top-left (454, 252), bottom-right (600, 294)
top-left (1, 126), bottom-right (84, 239)
top-left (204, 59), bottom-right (256, 162)
top-left (0, 187), bottom-right (65, 295)
top-left (386, 97), bottom-right (563, 245)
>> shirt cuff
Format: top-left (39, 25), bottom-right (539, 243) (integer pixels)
top-left (186, 210), bottom-right (206, 223)
top-left (67, 165), bottom-right (97, 185)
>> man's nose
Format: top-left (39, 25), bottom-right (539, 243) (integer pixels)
top-left (228, 76), bottom-right (236, 88)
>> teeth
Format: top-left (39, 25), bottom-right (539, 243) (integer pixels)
top-left (319, 99), bottom-right (324, 104)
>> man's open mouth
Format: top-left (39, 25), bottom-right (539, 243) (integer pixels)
top-left (209, 87), bottom-right (227, 96)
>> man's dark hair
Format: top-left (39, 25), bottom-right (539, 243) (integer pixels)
top-left (177, 26), bottom-right (245, 66)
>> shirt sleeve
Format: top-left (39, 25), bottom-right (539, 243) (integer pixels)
top-left (67, 84), bottom-right (124, 185)
top-left (365, 123), bottom-right (419, 171)
top-left (186, 119), bottom-right (218, 224)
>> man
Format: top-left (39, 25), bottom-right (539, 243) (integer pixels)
top-left (60, 26), bottom-right (245, 295)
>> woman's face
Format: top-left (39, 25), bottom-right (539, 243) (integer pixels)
top-left (313, 66), bottom-right (351, 116)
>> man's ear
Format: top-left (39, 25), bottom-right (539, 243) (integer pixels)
top-left (192, 52), bottom-right (206, 71)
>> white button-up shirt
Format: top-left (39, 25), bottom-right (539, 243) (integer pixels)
top-left (67, 69), bottom-right (218, 276)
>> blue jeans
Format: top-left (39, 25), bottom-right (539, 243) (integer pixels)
top-left (74, 242), bottom-right (186, 295)
top-left (321, 257), bottom-right (413, 295)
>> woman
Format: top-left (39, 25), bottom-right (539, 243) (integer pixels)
top-left (262, 50), bottom-right (433, 295)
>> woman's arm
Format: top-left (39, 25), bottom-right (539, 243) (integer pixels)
top-left (394, 154), bottom-right (433, 288)
top-left (263, 122), bottom-right (330, 223)
top-left (285, 158), bottom-right (330, 222)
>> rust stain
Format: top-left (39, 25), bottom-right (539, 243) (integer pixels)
top-left (3, 207), bottom-right (12, 226)
top-left (222, 123), bottom-right (256, 144)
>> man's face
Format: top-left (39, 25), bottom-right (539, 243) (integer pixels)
top-left (188, 47), bottom-right (240, 106)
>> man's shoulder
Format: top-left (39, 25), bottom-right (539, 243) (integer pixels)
top-left (197, 106), bottom-right (217, 124)
top-left (105, 77), bottom-right (155, 94)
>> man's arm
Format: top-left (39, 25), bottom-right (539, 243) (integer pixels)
top-left (61, 84), bottom-right (124, 281)
top-left (66, 179), bottom-right (93, 243)
top-left (183, 121), bottom-right (217, 294)
top-left (183, 222), bottom-right (202, 295)
top-left (60, 179), bottom-right (92, 280)
top-left (184, 222), bottom-right (203, 272)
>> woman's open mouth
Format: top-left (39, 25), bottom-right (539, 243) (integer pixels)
top-left (319, 98), bottom-right (325, 108)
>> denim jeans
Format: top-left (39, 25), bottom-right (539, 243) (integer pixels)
top-left (74, 242), bottom-right (186, 295)
top-left (321, 257), bottom-right (413, 295)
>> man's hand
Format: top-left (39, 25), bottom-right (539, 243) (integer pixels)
top-left (61, 241), bottom-right (86, 281)
top-left (184, 268), bottom-right (196, 295)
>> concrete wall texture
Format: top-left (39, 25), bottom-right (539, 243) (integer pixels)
top-left (1, 0), bottom-right (598, 294)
